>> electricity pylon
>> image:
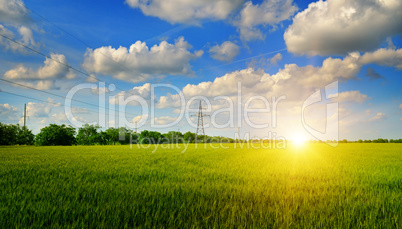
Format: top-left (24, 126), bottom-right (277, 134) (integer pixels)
top-left (191, 100), bottom-right (209, 143)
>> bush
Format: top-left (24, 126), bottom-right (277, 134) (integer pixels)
top-left (0, 122), bottom-right (34, 145)
top-left (35, 124), bottom-right (76, 146)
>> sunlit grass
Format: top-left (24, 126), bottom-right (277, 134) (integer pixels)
top-left (0, 143), bottom-right (401, 228)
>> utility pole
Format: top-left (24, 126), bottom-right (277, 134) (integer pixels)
top-left (134, 121), bottom-right (138, 133)
top-left (23, 103), bottom-right (26, 127)
top-left (191, 100), bottom-right (210, 143)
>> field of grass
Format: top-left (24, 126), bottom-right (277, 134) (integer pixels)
top-left (0, 143), bottom-right (401, 228)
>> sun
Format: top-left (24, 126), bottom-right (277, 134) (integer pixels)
top-left (291, 133), bottom-right (308, 146)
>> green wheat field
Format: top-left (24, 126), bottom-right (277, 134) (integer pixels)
top-left (0, 143), bottom-right (401, 228)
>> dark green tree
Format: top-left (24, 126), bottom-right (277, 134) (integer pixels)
top-left (0, 122), bottom-right (34, 145)
top-left (183, 131), bottom-right (195, 143)
top-left (105, 127), bottom-right (119, 144)
top-left (76, 124), bottom-right (101, 145)
top-left (98, 131), bottom-right (110, 145)
top-left (16, 125), bottom-right (34, 145)
top-left (35, 124), bottom-right (76, 146)
top-left (0, 122), bottom-right (17, 145)
top-left (104, 127), bottom-right (133, 145)
top-left (139, 130), bottom-right (163, 144)
top-left (163, 131), bottom-right (184, 143)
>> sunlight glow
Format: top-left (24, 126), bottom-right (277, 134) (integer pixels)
top-left (291, 133), bottom-right (308, 146)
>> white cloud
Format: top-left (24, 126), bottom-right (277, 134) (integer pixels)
top-left (0, 103), bottom-right (18, 116)
top-left (18, 26), bottom-right (36, 47)
top-left (132, 114), bottom-right (149, 123)
top-left (235, 0), bottom-right (297, 41)
top-left (157, 52), bottom-right (363, 108)
top-left (209, 41), bottom-right (240, 62)
top-left (109, 83), bottom-right (151, 105)
top-left (331, 90), bottom-right (369, 103)
top-left (0, 0), bottom-right (39, 53)
top-left (49, 111), bottom-right (86, 126)
top-left (0, 24), bottom-right (37, 52)
top-left (359, 48), bottom-right (402, 70)
top-left (0, 0), bottom-right (30, 25)
top-left (91, 86), bottom-right (110, 95)
top-left (154, 116), bottom-right (178, 125)
top-left (83, 37), bottom-right (203, 83)
top-left (0, 25), bottom-right (17, 49)
top-left (369, 112), bottom-right (386, 122)
top-left (17, 80), bottom-right (57, 90)
top-left (19, 101), bottom-right (87, 127)
top-left (3, 53), bottom-right (76, 89)
top-left (126, 0), bottom-right (296, 42)
top-left (157, 93), bottom-right (183, 109)
top-left (25, 98), bottom-right (61, 118)
top-left (109, 46), bottom-right (401, 139)
top-left (50, 112), bottom-right (68, 123)
top-left (182, 68), bottom-right (273, 98)
top-left (125, 0), bottom-right (244, 24)
top-left (284, 0), bottom-right (402, 55)
top-left (399, 104), bottom-right (402, 109)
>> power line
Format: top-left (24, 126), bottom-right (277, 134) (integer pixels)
top-left (21, 3), bottom-right (98, 52)
top-left (0, 78), bottom-right (137, 117)
top-left (0, 31), bottom-right (145, 118)
top-left (0, 89), bottom-right (127, 117)
top-left (0, 32), bottom-right (101, 82)
top-left (18, 1), bottom-right (188, 74)
top-left (14, 0), bottom-right (151, 91)
top-left (1, 90), bottom-right (63, 106)
top-left (0, 31), bottom-right (149, 106)
top-left (208, 48), bottom-right (288, 70)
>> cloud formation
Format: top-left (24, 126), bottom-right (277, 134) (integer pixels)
top-left (0, 103), bottom-right (18, 117)
top-left (109, 83), bottom-right (151, 105)
top-left (0, 0), bottom-right (30, 25)
top-left (126, 0), bottom-right (244, 24)
top-left (359, 48), bottom-right (402, 70)
top-left (26, 98), bottom-right (61, 118)
top-left (3, 53), bottom-right (76, 89)
top-left (154, 116), bottom-right (178, 125)
top-left (83, 37), bottom-right (203, 83)
top-left (126, 0), bottom-right (296, 42)
top-left (0, 0), bottom-right (38, 53)
top-left (235, 0), bottom-right (297, 41)
top-left (284, 0), bottom-right (402, 55)
top-left (0, 25), bottom-right (37, 52)
top-left (157, 51), bottom-right (363, 108)
top-left (332, 91), bottom-right (369, 103)
top-left (209, 41), bottom-right (240, 62)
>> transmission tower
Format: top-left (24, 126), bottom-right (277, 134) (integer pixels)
top-left (191, 100), bottom-right (209, 143)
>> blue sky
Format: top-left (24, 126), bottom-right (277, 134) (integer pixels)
top-left (0, 0), bottom-right (401, 141)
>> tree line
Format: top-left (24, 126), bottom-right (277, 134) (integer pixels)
top-left (0, 122), bottom-right (237, 146)
top-left (0, 122), bottom-right (401, 146)
top-left (310, 139), bottom-right (402, 143)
